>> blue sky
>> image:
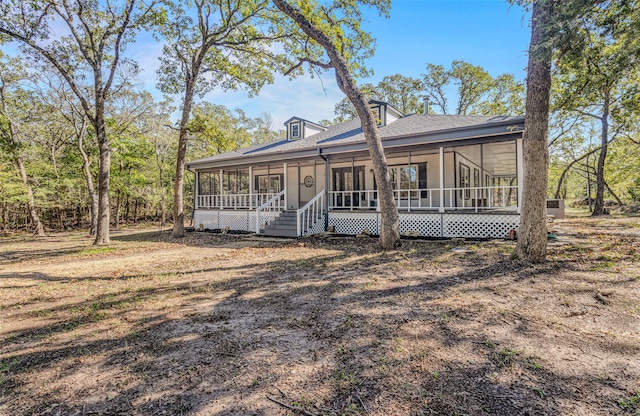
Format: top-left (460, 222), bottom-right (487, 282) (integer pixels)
top-left (171, 0), bottom-right (532, 127)
top-left (7, 1), bottom-right (532, 127)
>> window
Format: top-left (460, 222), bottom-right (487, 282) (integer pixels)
top-left (256, 174), bottom-right (283, 194)
top-left (388, 163), bottom-right (426, 198)
top-left (290, 122), bottom-right (300, 139)
top-left (371, 105), bottom-right (382, 125)
top-left (459, 163), bottom-right (470, 200)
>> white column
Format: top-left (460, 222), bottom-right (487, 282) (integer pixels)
top-left (439, 146), bottom-right (445, 213)
top-left (516, 138), bottom-right (524, 214)
top-left (194, 171), bottom-right (199, 209)
top-left (283, 162), bottom-right (288, 210)
top-left (407, 152), bottom-right (411, 212)
top-left (249, 166), bottom-right (253, 210)
top-left (219, 169), bottom-right (224, 210)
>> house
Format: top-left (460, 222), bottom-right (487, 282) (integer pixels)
top-left (186, 101), bottom-right (524, 238)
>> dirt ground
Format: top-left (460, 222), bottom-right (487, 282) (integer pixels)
top-left (1, 217), bottom-right (639, 416)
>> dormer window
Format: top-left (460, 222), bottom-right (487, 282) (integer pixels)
top-left (368, 100), bottom-right (404, 127)
top-left (371, 105), bottom-right (383, 126)
top-left (284, 117), bottom-right (327, 141)
top-left (290, 122), bottom-right (301, 139)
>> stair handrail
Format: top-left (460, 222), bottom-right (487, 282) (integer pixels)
top-left (255, 190), bottom-right (285, 233)
top-left (296, 190), bottom-right (325, 236)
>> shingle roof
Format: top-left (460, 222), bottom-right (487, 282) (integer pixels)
top-left (188, 114), bottom-right (524, 166)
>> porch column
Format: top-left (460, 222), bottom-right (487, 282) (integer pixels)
top-left (194, 171), bottom-right (199, 209)
top-left (439, 146), bottom-right (445, 213)
top-left (219, 169), bottom-right (223, 210)
top-left (283, 162), bottom-right (288, 210)
top-left (324, 156), bottom-right (330, 231)
top-left (249, 166), bottom-right (253, 210)
top-left (516, 138), bottom-right (524, 214)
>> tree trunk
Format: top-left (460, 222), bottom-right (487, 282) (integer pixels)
top-left (77, 124), bottom-right (98, 235)
top-left (515, 0), bottom-right (553, 263)
top-left (604, 180), bottom-right (623, 206)
top-left (0, 101), bottom-right (45, 236)
top-left (15, 154), bottom-right (45, 236)
top-left (273, 0), bottom-right (400, 249)
top-left (114, 192), bottom-right (122, 230)
top-left (172, 76), bottom-right (197, 238)
top-left (592, 91), bottom-right (610, 216)
top-left (93, 110), bottom-right (111, 245)
top-left (553, 146), bottom-right (601, 199)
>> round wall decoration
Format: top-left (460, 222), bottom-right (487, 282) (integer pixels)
top-left (304, 175), bottom-right (314, 187)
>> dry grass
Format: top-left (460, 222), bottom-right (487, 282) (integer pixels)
top-left (1, 217), bottom-right (639, 415)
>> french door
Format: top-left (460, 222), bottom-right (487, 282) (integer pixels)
top-left (333, 166), bottom-right (365, 208)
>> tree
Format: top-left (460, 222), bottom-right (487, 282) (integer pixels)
top-left (511, 0), bottom-right (614, 261)
top-left (0, 0), bottom-right (158, 244)
top-left (187, 103), bottom-right (253, 158)
top-left (422, 60), bottom-right (524, 115)
top-left (273, 0), bottom-right (400, 249)
top-left (35, 71), bottom-right (99, 235)
top-left (553, 10), bottom-right (640, 215)
top-left (476, 74), bottom-right (526, 116)
top-left (0, 53), bottom-right (45, 236)
top-left (332, 74), bottom-right (425, 121)
top-left (375, 74), bottom-right (425, 114)
top-left (157, 0), bottom-right (288, 238)
top-left (513, 0), bottom-right (554, 262)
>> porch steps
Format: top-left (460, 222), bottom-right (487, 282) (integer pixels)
top-left (261, 210), bottom-right (299, 237)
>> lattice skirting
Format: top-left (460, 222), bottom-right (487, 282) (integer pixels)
top-left (303, 214), bottom-right (327, 236)
top-left (399, 213), bottom-right (442, 237)
top-left (328, 211), bottom-right (520, 238)
top-left (195, 210), bottom-right (520, 238)
top-left (443, 214), bottom-right (520, 239)
top-left (194, 210), bottom-right (256, 232)
top-left (329, 212), bottom-right (380, 235)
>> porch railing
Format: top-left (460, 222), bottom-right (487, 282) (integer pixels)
top-left (329, 185), bottom-right (518, 211)
top-left (196, 193), bottom-right (279, 210)
top-left (255, 190), bottom-right (285, 233)
top-left (297, 190), bottom-right (325, 236)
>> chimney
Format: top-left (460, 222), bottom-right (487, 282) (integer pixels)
top-left (423, 96), bottom-right (430, 115)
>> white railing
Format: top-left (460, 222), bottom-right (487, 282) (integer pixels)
top-left (196, 193), bottom-right (279, 210)
top-left (255, 190), bottom-right (285, 233)
top-left (329, 189), bottom-right (438, 211)
top-left (443, 186), bottom-right (518, 212)
top-left (328, 185), bottom-right (518, 211)
top-left (297, 191), bottom-right (325, 236)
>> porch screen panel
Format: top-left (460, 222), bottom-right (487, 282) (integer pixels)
top-left (198, 172), bottom-right (211, 195)
top-left (198, 172), bottom-right (219, 195)
top-left (238, 169), bottom-right (249, 193)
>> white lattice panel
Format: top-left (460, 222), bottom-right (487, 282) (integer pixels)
top-left (303, 214), bottom-right (326, 236)
top-left (329, 212), bottom-right (379, 235)
top-left (399, 213), bottom-right (442, 237)
top-left (194, 210), bottom-right (220, 230)
top-left (219, 211), bottom-right (250, 231)
top-left (443, 214), bottom-right (520, 238)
